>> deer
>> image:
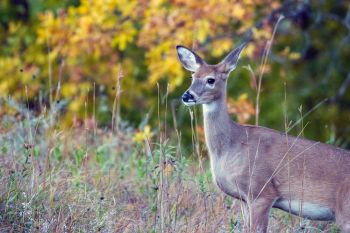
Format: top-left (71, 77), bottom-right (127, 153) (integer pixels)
top-left (176, 42), bottom-right (350, 233)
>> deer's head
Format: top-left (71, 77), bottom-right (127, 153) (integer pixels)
top-left (176, 43), bottom-right (246, 106)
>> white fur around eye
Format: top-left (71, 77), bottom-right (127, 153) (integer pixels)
top-left (206, 76), bottom-right (215, 88)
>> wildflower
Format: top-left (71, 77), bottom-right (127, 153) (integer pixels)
top-left (133, 125), bottom-right (153, 143)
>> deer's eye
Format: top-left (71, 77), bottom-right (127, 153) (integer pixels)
top-left (207, 78), bottom-right (215, 85)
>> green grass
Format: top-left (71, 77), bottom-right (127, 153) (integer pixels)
top-left (0, 105), bottom-right (338, 233)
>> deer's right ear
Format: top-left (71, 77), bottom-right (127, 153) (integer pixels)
top-left (176, 45), bottom-right (204, 72)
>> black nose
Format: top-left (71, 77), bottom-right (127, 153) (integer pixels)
top-left (182, 91), bottom-right (194, 102)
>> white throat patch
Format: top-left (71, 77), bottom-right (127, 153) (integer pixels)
top-left (203, 102), bottom-right (218, 113)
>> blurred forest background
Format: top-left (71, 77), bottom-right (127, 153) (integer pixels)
top-left (0, 0), bottom-right (350, 148)
top-left (1, 0), bottom-right (350, 232)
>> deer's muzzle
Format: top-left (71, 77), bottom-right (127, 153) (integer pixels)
top-left (182, 91), bottom-right (196, 105)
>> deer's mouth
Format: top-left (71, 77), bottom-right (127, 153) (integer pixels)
top-left (182, 99), bottom-right (196, 106)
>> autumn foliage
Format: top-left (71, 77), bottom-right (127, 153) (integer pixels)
top-left (0, 0), bottom-right (350, 146)
top-left (0, 0), bottom-right (278, 124)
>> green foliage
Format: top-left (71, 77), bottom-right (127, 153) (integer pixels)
top-left (0, 1), bottom-right (349, 148)
top-left (73, 147), bottom-right (85, 166)
top-left (53, 145), bottom-right (62, 161)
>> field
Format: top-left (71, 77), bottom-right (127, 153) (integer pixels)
top-left (0, 98), bottom-right (339, 233)
top-left (1, 1), bottom-right (349, 232)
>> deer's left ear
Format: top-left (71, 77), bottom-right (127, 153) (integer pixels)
top-left (176, 45), bottom-right (204, 72)
top-left (218, 42), bottom-right (247, 74)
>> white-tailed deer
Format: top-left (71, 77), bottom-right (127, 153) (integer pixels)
top-left (176, 43), bottom-right (350, 232)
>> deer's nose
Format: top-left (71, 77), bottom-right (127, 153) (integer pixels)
top-left (182, 91), bottom-right (194, 102)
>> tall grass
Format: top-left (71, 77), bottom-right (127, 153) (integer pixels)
top-left (0, 93), bottom-right (338, 233)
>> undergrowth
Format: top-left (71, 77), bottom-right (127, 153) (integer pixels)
top-left (0, 99), bottom-right (338, 233)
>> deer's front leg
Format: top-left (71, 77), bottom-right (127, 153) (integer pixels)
top-left (336, 181), bottom-right (350, 233)
top-left (248, 198), bottom-right (274, 233)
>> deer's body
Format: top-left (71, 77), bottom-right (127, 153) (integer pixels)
top-left (205, 99), bottom-right (350, 221)
top-left (177, 44), bottom-right (350, 232)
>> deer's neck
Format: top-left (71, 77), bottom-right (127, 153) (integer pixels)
top-left (202, 95), bottom-right (242, 158)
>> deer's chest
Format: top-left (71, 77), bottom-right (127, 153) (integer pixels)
top-left (210, 152), bottom-right (248, 200)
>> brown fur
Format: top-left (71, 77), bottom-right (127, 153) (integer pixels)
top-left (177, 44), bottom-right (350, 232)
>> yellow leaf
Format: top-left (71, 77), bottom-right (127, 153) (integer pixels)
top-left (289, 52), bottom-right (301, 60)
top-left (69, 99), bottom-right (82, 112)
top-left (212, 38), bottom-right (233, 57)
top-left (62, 84), bottom-right (78, 97)
top-left (196, 20), bottom-right (210, 43)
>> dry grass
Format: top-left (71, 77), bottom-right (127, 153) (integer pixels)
top-left (0, 98), bottom-right (339, 233)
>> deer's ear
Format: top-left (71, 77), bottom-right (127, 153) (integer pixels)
top-left (218, 42), bottom-right (247, 74)
top-left (176, 45), bottom-right (204, 72)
